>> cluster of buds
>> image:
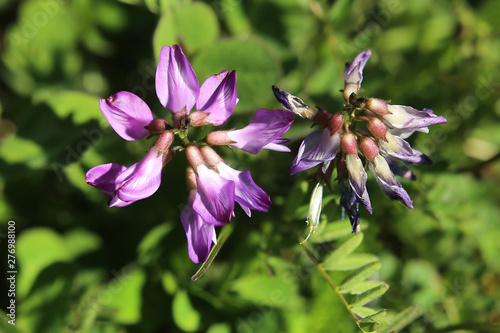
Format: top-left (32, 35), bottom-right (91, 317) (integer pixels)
top-left (86, 45), bottom-right (294, 263)
top-left (273, 50), bottom-right (447, 233)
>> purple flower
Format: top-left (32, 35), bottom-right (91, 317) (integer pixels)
top-left (343, 49), bottom-right (371, 101)
top-left (380, 105), bottom-right (447, 138)
top-left (205, 108), bottom-right (294, 154)
top-left (181, 189), bottom-right (217, 264)
top-left (215, 162), bottom-right (271, 216)
top-left (156, 45), bottom-right (237, 126)
top-left (227, 109), bottom-right (294, 154)
top-left (99, 91), bottom-right (154, 141)
top-left (273, 49), bottom-right (447, 234)
top-left (291, 129), bottom-right (340, 175)
top-left (367, 154), bottom-right (413, 208)
top-left (344, 49), bottom-right (372, 86)
top-left (378, 131), bottom-right (432, 164)
top-left (192, 164), bottom-right (236, 226)
top-left (86, 136), bottom-right (173, 207)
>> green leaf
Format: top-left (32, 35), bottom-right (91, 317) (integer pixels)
top-left (192, 38), bottom-right (279, 111)
top-left (342, 281), bottom-right (385, 295)
top-left (172, 290), bottom-right (201, 332)
top-left (17, 228), bottom-right (71, 297)
top-left (338, 261), bottom-right (382, 293)
top-left (311, 220), bottom-right (357, 243)
top-left (153, 3), bottom-right (220, 57)
top-left (378, 305), bottom-right (424, 333)
top-left (322, 233), bottom-right (364, 269)
top-left (104, 268), bottom-right (146, 324)
top-left (349, 284), bottom-right (389, 308)
top-left (350, 306), bottom-right (378, 318)
top-left (357, 309), bottom-right (387, 332)
top-left (325, 253), bottom-right (379, 271)
top-left (63, 228), bottom-right (102, 258)
top-left (230, 275), bottom-right (297, 309)
top-left (137, 222), bottom-right (173, 265)
top-left (0, 135), bottom-right (48, 169)
top-left (35, 90), bottom-right (101, 125)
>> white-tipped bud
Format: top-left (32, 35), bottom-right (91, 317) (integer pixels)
top-left (301, 182), bottom-right (323, 244)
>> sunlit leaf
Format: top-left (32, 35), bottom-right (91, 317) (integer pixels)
top-left (339, 261), bottom-right (382, 293)
top-left (172, 290), bottom-right (201, 332)
top-left (349, 283), bottom-right (389, 308)
top-left (322, 233), bottom-right (364, 269)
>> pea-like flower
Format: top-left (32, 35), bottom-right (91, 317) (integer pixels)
top-left (86, 44), bottom-right (294, 263)
top-left (273, 50), bottom-right (447, 233)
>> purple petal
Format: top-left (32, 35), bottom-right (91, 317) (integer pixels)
top-left (368, 155), bottom-right (413, 208)
top-left (382, 156), bottom-right (417, 180)
top-left (99, 92), bottom-right (153, 141)
top-left (193, 165), bottom-right (235, 226)
top-left (291, 130), bottom-right (340, 175)
top-left (345, 153), bottom-right (372, 213)
top-left (112, 147), bottom-right (163, 204)
top-left (271, 86), bottom-right (316, 119)
top-left (263, 137), bottom-right (292, 152)
top-left (196, 70), bottom-right (238, 125)
top-left (86, 163), bottom-right (127, 196)
top-left (382, 105), bottom-right (447, 137)
top-left (339, 179), bottom-right (361, 233)
top-left (228, 109), bottom-right (295, 154)
top-left (181, 191), bottom-right (217, 263)
top-left (344, 50), bottom-right (371, 84)
top-left (216, 163), bottom-right (271, 216)
top-left (379, 132), bottom-right (432, 164)
top-left (156, 45), bottom-right (199, 113)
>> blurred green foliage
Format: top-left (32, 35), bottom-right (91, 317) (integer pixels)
top-left (1, 0), bottom-right (500, 332)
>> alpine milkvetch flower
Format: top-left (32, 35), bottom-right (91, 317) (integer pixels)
top-left (87, 44), bottom-right (294, 263)
top-left (273, 49), bottom-right (447, 233)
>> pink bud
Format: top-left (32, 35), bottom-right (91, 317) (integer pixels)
top-left (145, 119), bottom-right (170, 134)
top-left (206, 131), bottom-right (232, 146)
top-left (185, 145), bottom-right (205, 170)
top-left (366, 117), bottom-right (388, 141)
top-left (188, 110), bottom-right (210, 127)
top-left (200, 146), bottom-right (224, 167)
top-left (366, 98), bottom-right (390, 115)
top-left (341, 132), bottom-right (358, 154)
top-left (359, 137), bottom-right (379, 162)
top-left (328, 112), bottom-right (345, 135)
top-left (153, 131), bottom-right (174, 154)
top-left (186, 166), bottom-right (197, 190)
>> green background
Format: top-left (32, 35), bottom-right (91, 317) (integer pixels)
top-left (1, 0), bottom-right (499, 332)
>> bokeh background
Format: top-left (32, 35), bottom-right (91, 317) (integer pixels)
top-left (1, 0), bottom-right (500, 332)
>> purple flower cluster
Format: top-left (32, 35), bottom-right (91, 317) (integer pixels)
top-left (86, 45), bottom-right (294, 263)
top-left (273, 50), bottom-right (447, 233)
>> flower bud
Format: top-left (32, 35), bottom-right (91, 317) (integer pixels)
top-left (185, 166), bottom-right (197, 190)
top-left (200, 146), bottom-right (224, 167)
top-left (188, 110), bottom-right (210, 127)
top-left (327, 112), bottom-right (345, 135)
top-left (206, 130), bottom-right (232, 146)
top-left (366, 117), bottom-right (388, 141)
top-left (343, 83), bottom-right (358, 103)
top-left (359, 137), bottom-right (379, 162)
top-left (366, 98), bottom-right (390, 115)
top-left (153, 131), bottom-right (174, 154)
top-left (341, 132), bottom-right (358, 154)
top-left (145, 119), bottom-right (170, 134)
top-left (185, 145), bottom-right (205, 170)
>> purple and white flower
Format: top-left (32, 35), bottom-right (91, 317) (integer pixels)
top-left (273, 49), bottom-right (447, 233)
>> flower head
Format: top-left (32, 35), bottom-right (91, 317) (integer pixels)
top-left (87, 44), bottom-right (293, 263)
top-left (274, 49), bottom-right (447, 233)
